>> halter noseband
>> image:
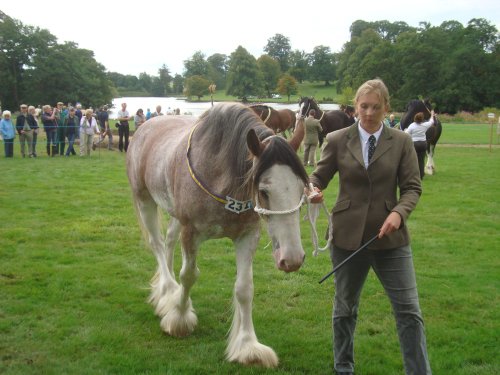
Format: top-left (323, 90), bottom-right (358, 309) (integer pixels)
top-left (253, 193), bottom-right (307, 216)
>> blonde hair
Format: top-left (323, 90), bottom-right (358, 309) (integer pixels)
top-left (2, 110), bottom-right (12, 117)
top-left (85, 108), bottom-right (94, 116)
top-left (354, 78), bottom-right (390, 108)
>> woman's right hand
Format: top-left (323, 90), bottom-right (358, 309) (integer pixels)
top-left (306, 186), bottom-right (324, 203)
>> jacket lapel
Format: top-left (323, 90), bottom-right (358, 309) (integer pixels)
top-left (345, 124), bottom-right (365, 167)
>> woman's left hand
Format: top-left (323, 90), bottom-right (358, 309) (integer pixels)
top-left (378, 211), bottom-right (402, 238)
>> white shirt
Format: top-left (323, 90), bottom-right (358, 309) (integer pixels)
top-left (405, 117), bottom-right (434, 142)
top-left (80, 116), bottom-right (99, 135)
top-left (358, 123), bottom-right (383, 168)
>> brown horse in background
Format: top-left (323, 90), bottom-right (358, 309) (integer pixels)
top-left (250, 104), bottom-right (295, 137)
top-left (298, 97), bottom-right (354, 145)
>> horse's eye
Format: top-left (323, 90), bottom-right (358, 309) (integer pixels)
top-left (259, 190), bottom-right (269, 201)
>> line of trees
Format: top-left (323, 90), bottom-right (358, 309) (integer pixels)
top-left (336, 19), bottom-right (500, 112)
top-left (0, 11), bottom-right (114, 111)
top-left (1, 9), bottom-right (498, 113)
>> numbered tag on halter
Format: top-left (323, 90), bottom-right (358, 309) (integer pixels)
top-left (225, 196), bottom-right (253, 214)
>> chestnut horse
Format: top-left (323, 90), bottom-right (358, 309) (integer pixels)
top-left (127, 103), bottom-right (308, 367)
top-left (299, 97), bottom-right (354, 144)
top-left (250, 104), bottom-right (295, 137)
top-left (400, 99), bottom-right (443, 175)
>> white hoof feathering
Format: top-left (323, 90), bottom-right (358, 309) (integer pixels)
top-left (158, 289), bottom-right (197, 337)
top-left (149, 274), bottom-right (179, 316)
top-left (226, 337), bottom-right (279, 368)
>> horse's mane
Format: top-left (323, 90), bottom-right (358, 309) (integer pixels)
top-left (193, 103), bottom-right (275, 199)
top-left (193, 103), bottom-right (308, 201)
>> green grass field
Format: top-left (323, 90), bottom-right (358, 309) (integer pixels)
top-left (0, 125), bottom-right (499, 374)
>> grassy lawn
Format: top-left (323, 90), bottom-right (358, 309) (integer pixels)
top-left (0, 128), bottom-right (498, 374)
top-left (440, 123), bottom-right (500, 145)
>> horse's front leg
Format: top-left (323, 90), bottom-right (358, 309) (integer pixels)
top-left (159, 225), bottom-right (199, 337)
top-left (226, 231), bottom-right (279, 368)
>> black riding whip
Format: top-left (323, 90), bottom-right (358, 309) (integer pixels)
top-left (318, 234), bottom-right (379, 284)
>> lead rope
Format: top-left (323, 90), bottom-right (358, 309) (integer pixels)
top-left (305, 183), bottom-right (333, 257)
top-left (254, 183), bottom-right (333, 256)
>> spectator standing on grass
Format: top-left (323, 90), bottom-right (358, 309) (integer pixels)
top-left (146, 108), bottom-right (151, 120)
top-left (134, 108), bottom-right (146, 130)
top-left (79, 109), bottom-right (100, 156)
top-left (75, 103), bottom-right (83, 140)
top-left (97, 105), bottom-right (113, 150)
top-left (117, 102), bottom-right (131, 152)
top-left (151, 105), bottom-right (163, 118)
top-left (30, 106), bottom-right (41, 157)
top-left (309, 78), bottom-right (431, 375)
top-left (64, 107), bottom-right (78, 156)
top-left (388, 113), bottom-right (397, 128)
top-left (1, 110), bottom-right (15, 158)
top-left (16, 104), bottom-right (37, 158)
top-left (41, 104), bottom-right (58, 156)
top-left (55, 102), bottom-right (67, 156)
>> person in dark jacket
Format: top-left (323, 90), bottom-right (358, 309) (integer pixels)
top-left (64, 107), bottom-right (79, 156)
top-left (41, 104), bottom-right (58, 156)
top-left (16, 104), bottom-right (38, 157)
top-left (309, 79), bottom-right (431, 375)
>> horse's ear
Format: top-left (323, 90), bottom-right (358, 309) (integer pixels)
top-left (247, 129), bottom-right (264, 157)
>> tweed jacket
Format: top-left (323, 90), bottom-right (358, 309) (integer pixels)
top-left (304, 116), bottom-right (322, 145)
top-left (309, 122), bottom-right (422, 251)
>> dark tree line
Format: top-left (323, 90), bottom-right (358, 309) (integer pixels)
top-left (335, 19), bottom-right (500, 112)
top-left (1, 9), bottom-right (498, 113)
top-left (0, 11), bottom-right (113, 110)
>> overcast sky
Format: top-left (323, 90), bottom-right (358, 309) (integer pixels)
top-left (2, 0), bottom-right (499, 76)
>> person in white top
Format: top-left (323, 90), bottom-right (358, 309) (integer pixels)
top-left (79, 109), bottom-right (100, 156)
top-left (405, 110), bottom-right (435, 179)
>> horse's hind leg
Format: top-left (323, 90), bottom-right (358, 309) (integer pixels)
top-left (226, 232), bottom-right (279, 368)
top-left (159, 225), bottom-right (199, 337)
top-left (150, 217), bottom-right (181, 313)
top-left (425, 144), bottom-right (435, 175)
top-left (134, 197), bottom-right (180, 317)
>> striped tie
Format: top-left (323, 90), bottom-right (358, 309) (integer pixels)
top-left (368, 135), bottom-right (376, 162)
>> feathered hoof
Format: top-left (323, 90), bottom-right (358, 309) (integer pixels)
top-left (226, 340), bottom-right (279, 368)
top-left (149, 278), bottom-right (180, 316)
top-left (160, 305), bottom-right (197, 337)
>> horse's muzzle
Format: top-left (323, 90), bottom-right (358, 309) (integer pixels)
top-left (274, 247), bottom-right (305, 273)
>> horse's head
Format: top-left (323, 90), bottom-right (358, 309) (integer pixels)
top-left (400, 99), bottom-right (434, 130)
top-left (246, 126), bottom-right (308, 273)
top-left (298, 97), bottom-right (318, 118)
top-left (299, 96), bottom-right (313, 117)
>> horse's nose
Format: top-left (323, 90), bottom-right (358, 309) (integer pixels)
top-left (278, 252), bottom-right (305, 273)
